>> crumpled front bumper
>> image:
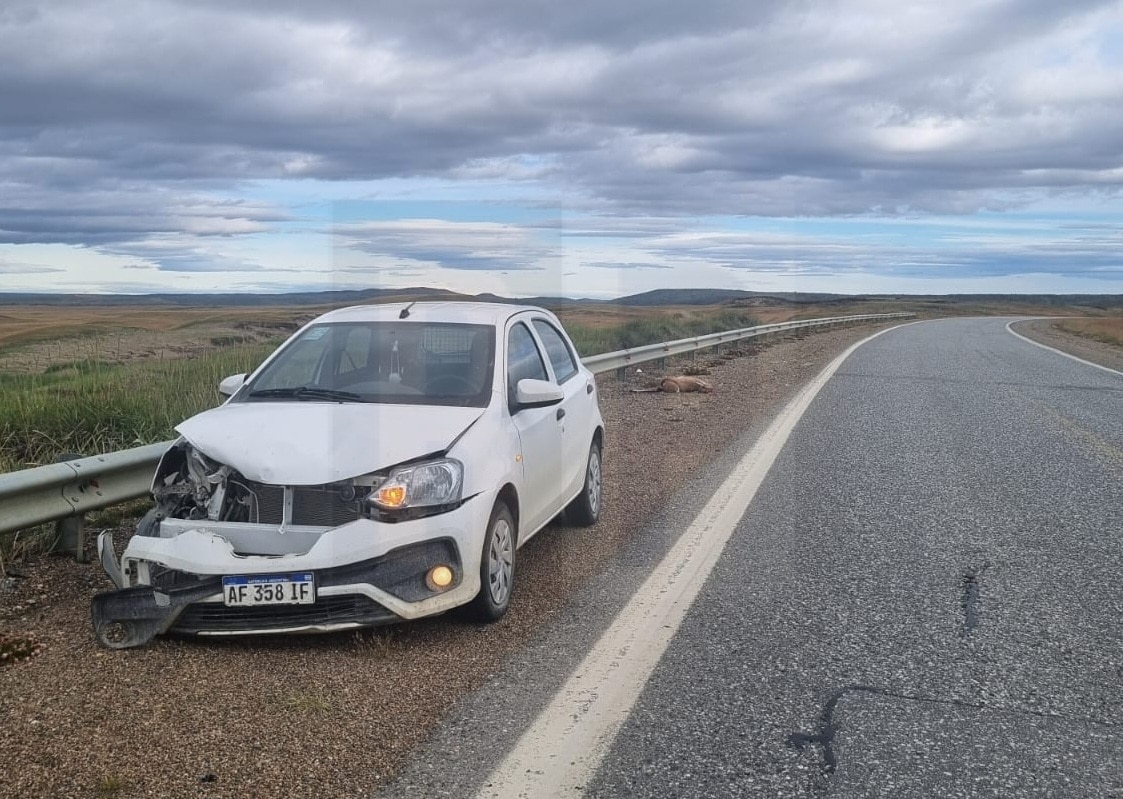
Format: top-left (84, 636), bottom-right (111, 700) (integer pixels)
top-left (92, 499), bottom-right (490, 649)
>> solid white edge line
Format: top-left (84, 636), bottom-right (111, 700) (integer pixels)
top-left (1006, 319), bottom-right (1123, 377)
top-left (473, 323), bottom-right (909, 799)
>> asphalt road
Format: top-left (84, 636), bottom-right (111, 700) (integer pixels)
top-left (380, 318), bottom-right (1123, 799)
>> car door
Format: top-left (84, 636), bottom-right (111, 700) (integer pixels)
top-left (505, 319), bottom-right (565, 537)
top-left (530, 316), bottom-right (593, 502)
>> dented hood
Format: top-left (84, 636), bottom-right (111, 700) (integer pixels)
top-left (175, 401), bottom-right (483, 485)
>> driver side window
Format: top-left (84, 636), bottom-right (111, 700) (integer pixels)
top-left (507, 322), bottom-right (548, 410)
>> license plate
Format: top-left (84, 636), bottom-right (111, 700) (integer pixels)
top-left (222, 573), bottom-right (315, 607)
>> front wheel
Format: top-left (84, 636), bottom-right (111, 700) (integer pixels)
top-left (461, 501), bottom-right (516, 622)
top-left (565, 439), bottom-right (603, 527)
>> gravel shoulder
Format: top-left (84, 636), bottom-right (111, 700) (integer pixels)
top-left (0, 320), bottom-right (953, 798)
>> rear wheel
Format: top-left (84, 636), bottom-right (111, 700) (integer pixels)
top-left (462, 502), bottom-right (516, 622)
top-left (565, 439), bottom-right (602, 526)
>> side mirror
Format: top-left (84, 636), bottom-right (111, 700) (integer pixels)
top-left (515, 378), bottom-right (564, 409)
top-left (218, 373), bottom-right (247, 398)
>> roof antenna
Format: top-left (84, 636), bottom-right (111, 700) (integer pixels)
top-left (399, 301), bottom-right (416, 319)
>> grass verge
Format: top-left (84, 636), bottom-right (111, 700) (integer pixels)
top-left (563, 309), bottom-right (760, 355)
top-left (1054, 317), bottom-right (1123, 347)
top-left (0, 344), bottom-right (274, 472)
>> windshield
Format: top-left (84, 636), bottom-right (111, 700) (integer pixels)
top-left (240, 321), bottom-right (496, 407)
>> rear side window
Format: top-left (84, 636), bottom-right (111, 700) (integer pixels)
top-left (532, 319), bottom-right (579, 383)
top-left (507, 322), bottom-right (548, 407)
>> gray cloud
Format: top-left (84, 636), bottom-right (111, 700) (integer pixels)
top-left (585, 261), bottom-right (672, 270)
top-left (0, 192), bottom-right (285, 245)
top-left (1, 0), bottom-right (1121, 281)
top-left (336, 219), bottom-right (555, 271)
top-left (104, 235), bottom-right (290, 274)
top-left (649, 226), bottom-right (1123, 280)
top-left (0, 261), bottom-right (63, 274)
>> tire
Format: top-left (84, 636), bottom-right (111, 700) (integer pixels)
top-left (565, 439), bottom-right (603, 527)
top-left (461, 501), bottom-right (516, 622)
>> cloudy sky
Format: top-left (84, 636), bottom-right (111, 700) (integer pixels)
top-left (1, 0), bottom-right (1122, 299)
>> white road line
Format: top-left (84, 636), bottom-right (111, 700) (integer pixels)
top-left (474, 325), bottom-right (904, 799)
top-left (1006, 319), bottom-right (1123, 377)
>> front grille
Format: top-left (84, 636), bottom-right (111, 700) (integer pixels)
top-left (234, 481), bottom-right (365, 527)
top-left (172, 595), bottom-right (399, 634)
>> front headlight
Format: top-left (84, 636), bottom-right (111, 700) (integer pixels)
top-left (370, 458), bottom-right (463, 510)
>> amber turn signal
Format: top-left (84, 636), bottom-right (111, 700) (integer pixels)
top-left (377, 485), bottom-right (407, 508)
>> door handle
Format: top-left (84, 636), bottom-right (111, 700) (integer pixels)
top-left (556, 408), bottom-right (566, 421)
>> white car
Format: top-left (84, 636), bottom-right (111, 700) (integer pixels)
top-left (92, 302), bottom-right (605, 648)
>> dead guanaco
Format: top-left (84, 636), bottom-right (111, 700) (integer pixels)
top-left (631, 375), bottom-right (714, 394)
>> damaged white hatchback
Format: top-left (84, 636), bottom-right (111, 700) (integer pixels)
top-left (92, 302), bottom-right (605, 648)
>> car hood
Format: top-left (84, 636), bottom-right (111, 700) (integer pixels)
top-left (175, 401), bottom-right (484, 485)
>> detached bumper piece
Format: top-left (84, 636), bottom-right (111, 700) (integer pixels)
top-left (92, 538), bottom-right (461, 649)
top-left (91, 579), bottom-right (222, 650)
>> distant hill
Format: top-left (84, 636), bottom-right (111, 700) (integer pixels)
top-left (0, 286), bottom-right (1120, 310)
top-left (0, 286), bottom-right (470, 308)
top-left (0, 286), bottom-right (610, 308)
top-left (614, 288), bottom-right (861, 306)
top-left (0, 286), bottom-right (869, 308)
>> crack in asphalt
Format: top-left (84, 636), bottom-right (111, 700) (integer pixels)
top-left (787, 685), bottom-right (1120, 777)
top-left (960, 564), bottom-right (989, 637)
top-left (787, 686), bottom-right (849, 773)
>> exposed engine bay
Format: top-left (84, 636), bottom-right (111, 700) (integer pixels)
top-left (146, 441), bottom-right (384, 530)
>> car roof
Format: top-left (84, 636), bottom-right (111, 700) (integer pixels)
top-left (313, 301), bottom-right (550, 327)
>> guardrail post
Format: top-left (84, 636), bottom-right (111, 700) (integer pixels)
top-left (50, 453), bottom-right (87, 562)
top-left (55, 514), bottom-right (87, 563)
top-left (616, 366), bottom-right (626, 382)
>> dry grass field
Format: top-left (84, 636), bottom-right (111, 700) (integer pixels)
top-left (0, 299), bottom-right (830, 375)
top-left (1054, 315), bottom-right (1123, 347)
top-left (0, 306), bottom-right (321, 473)
top-left (0, 302), bottom-right (763, 368)
top-left (0, 306), bottom-right (322, 373)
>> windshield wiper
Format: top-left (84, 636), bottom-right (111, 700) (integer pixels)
top-left (247, 386), bottom-right (363, 402)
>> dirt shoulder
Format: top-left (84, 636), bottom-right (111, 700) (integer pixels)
top-left (1010, 318), bottom-right (1123, 373)
top-left (1, 320), bottom-right (899, 799)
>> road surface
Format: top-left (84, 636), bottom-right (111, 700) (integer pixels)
top-left (380, 318), bottom-right (1123, 799)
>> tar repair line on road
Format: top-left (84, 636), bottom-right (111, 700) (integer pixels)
top-left (474, 324), bottom-right (910, 799)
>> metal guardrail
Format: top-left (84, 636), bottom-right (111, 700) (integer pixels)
top-left (582, 313), bottom-right (910, 373)
top-left (0, 312), bottom-right (912, 550)
top-left (0, 442), bottom-right (171, 559)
